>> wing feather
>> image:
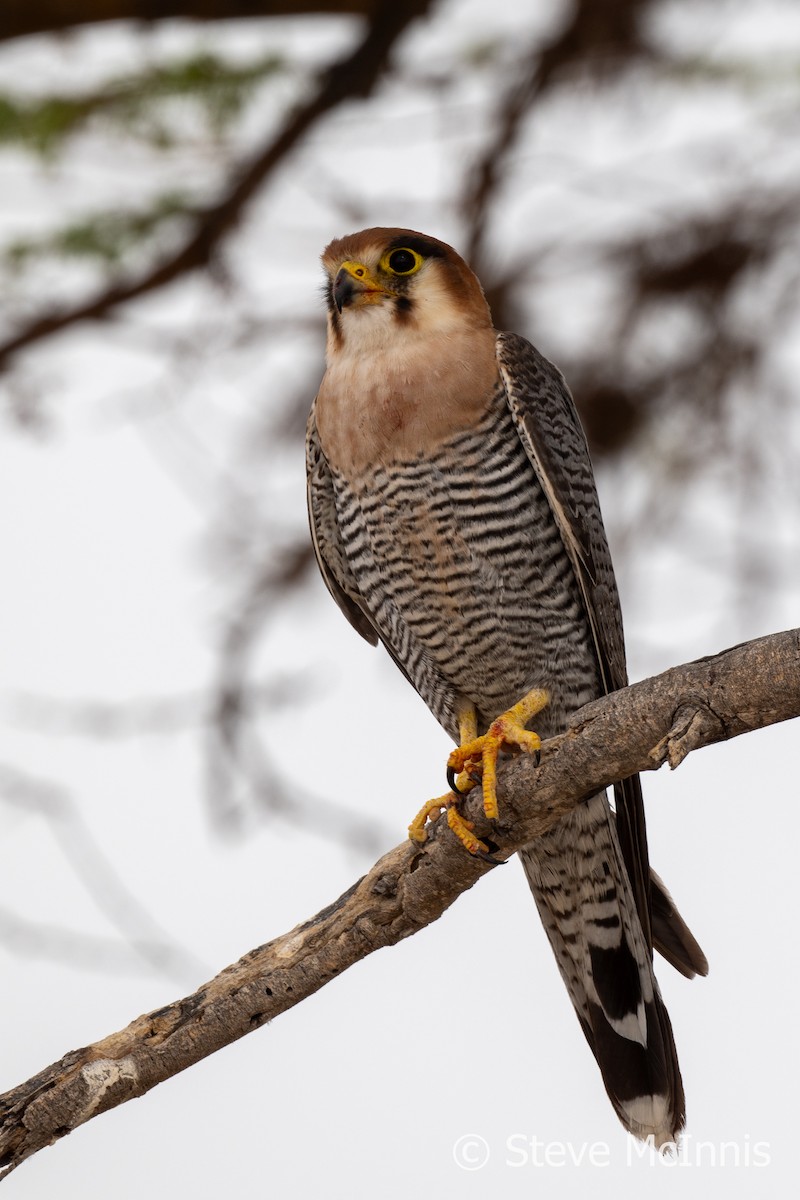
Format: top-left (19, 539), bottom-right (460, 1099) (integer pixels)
top-left (497, 331), bottom-right (653, 951)
top-left (306, 402), bottom-right (379, 647)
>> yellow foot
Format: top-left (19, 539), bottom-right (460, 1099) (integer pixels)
top-left (446, 687), bottom-right (549, 822)
top-left (408, 688), bottom-right (549, 857)
top-left (408, 792), bottom-right (489, 856)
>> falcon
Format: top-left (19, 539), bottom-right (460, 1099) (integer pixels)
top-left (306, 227), bottom-right (707, 1147)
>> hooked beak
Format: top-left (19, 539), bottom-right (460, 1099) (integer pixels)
top-left (332, 261), bottom-right (389, 313)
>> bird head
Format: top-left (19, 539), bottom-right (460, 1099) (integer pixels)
top-left (314, 228), bottom-right (499, 472)
top-left (321, 228), bottom-right (492, 349)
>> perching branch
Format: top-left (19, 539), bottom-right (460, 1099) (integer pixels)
top-left (1, 627), bottom-right (798, 1180)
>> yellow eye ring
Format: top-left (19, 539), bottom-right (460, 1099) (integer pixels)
top-left (381, 247), bottom-right (423, 276)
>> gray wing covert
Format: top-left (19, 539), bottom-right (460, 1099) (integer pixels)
top-left (306, 402), bottom-right (378, 647)
top-left (496, 331), bottom-right (653, 950)
top-left (496, 331), bottom-right (627, 694)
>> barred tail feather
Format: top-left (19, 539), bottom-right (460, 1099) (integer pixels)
top-left (520, 794), bottom-right (685, 1146)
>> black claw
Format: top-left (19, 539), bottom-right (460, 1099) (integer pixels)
top-left (474, 847), bottom-right (506, 866)
top-left (533, 748), bottom-right (541, 768)
top-left (447, 764), bottom-right (465, 795)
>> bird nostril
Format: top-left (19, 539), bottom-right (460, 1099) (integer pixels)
top-left (355, 268), bottom-right (364, 277)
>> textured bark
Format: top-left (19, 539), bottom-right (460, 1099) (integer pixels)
top-left (1, 627), bottom-right (798, 1179)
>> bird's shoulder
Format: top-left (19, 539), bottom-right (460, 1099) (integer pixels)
top-left (495, 330), bottom-right (628, 693)
top-left (306, 403), bottom-right (379, 646)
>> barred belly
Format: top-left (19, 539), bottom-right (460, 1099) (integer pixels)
top-left (330, 387), bottom-right (600, 740)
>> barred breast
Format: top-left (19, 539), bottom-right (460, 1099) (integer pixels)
top-left (327, 383), bottom-right (601, 740)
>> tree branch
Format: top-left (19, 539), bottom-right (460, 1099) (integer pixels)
top-left (0, 2), bottom-right (383, 44)
top-left (0, 0), bottom-right (432, 374)
top-left (463, 0), bottom-right (654, 275)
top-left (1, 627), bottom-right (798, 1179)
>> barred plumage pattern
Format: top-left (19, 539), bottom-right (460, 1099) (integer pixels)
top-left (309, 231), bottom-right (703, 1148)
top-left (310, 359), bottom-right (681, 1139)
top-left (319, 385), bottom-right (599, 739)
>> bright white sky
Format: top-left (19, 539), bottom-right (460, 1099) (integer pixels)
top-left (1, 4), bottom-right (799, 1197)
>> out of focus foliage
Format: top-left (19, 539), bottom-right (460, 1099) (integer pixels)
top-left (1, 0), bottom-right (799, 859)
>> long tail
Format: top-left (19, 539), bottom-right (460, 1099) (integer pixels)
top-left (649, 868), bottom-right (708, 980)
top-left (520, 794), bottom-right (685, 1147)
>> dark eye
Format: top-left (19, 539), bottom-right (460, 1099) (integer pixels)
top-left (388, 249), bottom-right (418, 274)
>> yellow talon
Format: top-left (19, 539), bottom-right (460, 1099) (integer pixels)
top-left (447, 687), bottom-right (548, 823)
top-left (408, 792), bottom-right (489, 855)
top-left (408, 688), bottom-right (548, 856)
top-left (446, 806), bottom-right (488, 855)
top-left (408, 795), bottom-right (448, 844)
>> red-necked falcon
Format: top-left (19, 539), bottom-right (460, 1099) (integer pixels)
top-left (306, 227), bottom-right (707, 1147)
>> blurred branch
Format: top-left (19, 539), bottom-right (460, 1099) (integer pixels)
top-left (464, 0), bottom-right (655, 280)
top-left (2, 680), bottom-right (305, 737)
top-left (0, 765), bottom-right (208, 983)
top-left (0, 1), bottom-right (383, 44)
top-left (0, 0), bottom-right (432, 374)
top-left (0, 906), bottom-right (195, 976)
top-left (2, 627), bottom-right (798, 1179)
top-left (570, 194), bottom-right (799, 456)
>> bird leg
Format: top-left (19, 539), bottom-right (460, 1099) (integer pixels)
top-left (447, 687), bottom-right (549, 823)
top-left (409, 692), bottom-right (548, 854)
top-left (408, 704), bottom-right (490, 853)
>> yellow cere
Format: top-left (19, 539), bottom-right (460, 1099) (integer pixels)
top-left (340, 260), bottom-right (373, 280)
